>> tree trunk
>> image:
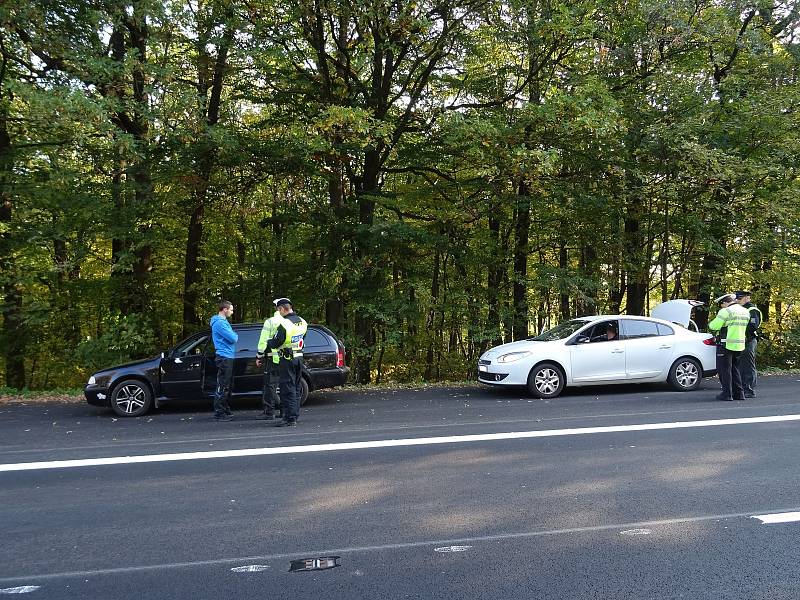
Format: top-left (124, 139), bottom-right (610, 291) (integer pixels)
top-left (512, 185), bottom-right (531, 340)
top-left (576, 245), bottom-right (597, 316)
top-left (182, 21), bottom-right (234, 336)
top-left (624, 197), bottom-right (647, 316)
top-left (0, 102), bottom-right (26, 388)
top-left (106, 11), bottom-right (154, 316)
top-left (486, 210), bottom-right (503, 349)
top-left (352, 147), bottom-right (382, 383)
top-left (755, 259), bottom-right (772, 323)
top-left (559, 241), bottom-right (570, 321)
top-left (694, 207), bottom-right (727, 331)
top-left (424, 247), bottom-right (440, 382)
top-left (127, 5), bottom-right (154, 315)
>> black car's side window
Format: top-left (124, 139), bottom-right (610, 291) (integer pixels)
top-left (303, 329), bottom-right (328, 349)
top-left (235, 329), bottom-right (261, 352)
top-left (173, 334), bottom-right (209, 357)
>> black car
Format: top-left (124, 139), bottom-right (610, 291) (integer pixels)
top-left (84, 323), bottom-right (349, 417)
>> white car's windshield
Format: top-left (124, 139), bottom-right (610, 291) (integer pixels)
top-left (529, 319), bottom-right (589, 341)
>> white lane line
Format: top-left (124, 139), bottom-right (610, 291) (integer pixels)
top-left (230, 565), bottom-right (270, 572)
top-left (434, 546), bottom-right (472, 552)
top-left (1, 507), bottom-right (798, 585)
top-left (4, 402), bottom-right (795, 456)
top-left (0, 586), bottom-right (40, 594)
top-left (751, 511), bottom-right (800, 524)
top-left (2, 413), bottom-right (800, 472)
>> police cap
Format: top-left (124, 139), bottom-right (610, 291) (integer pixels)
top-left (714, 293), bottom-right (736, 305)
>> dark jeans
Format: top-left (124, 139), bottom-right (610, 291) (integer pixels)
top-left (740, 338), bottom-right (758, 395)
top-left (261, 362), bottom-right (279, 415)
top-left (716, 346), bottom-right (744, 401)
top-left (278, 357), bottom-right (303, 422)
top-left (213, 356), bottom-right (234, 417)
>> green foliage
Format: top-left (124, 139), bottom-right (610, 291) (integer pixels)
top-left (1, 0), bottom-right (799, 388)
top-left (74, 314), bottom-right (158, 374)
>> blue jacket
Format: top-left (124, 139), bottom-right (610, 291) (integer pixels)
top-left (210, 315), bottom-right (238, 359)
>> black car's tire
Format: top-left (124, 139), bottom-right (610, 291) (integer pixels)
top-left (299, 377), bottom-right (310, 406)
top-left (668, 357), bottom-right (702, 391)
top-left (110, 379), bottom-right (153, 417)
top-left (527, 363), bottom-right (565, 399)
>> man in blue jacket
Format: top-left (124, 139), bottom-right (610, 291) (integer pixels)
top-left (210, 300), bottom-right (238, 421)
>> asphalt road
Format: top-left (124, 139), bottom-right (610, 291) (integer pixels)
top-left (2, 376), bottom-right (800, 599)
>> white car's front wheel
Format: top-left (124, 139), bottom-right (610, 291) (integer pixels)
top-left (527, 363), bottom-right (565, 399)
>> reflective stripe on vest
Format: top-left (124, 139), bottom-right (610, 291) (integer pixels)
top-left (279, 316), bottom-right (308, 358)
top-left (718, 305), bottom-right (749, 351)
top-left (259, 314), bottom-right (283, 364)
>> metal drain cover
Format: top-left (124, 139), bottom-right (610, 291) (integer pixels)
top-left (289, 556), bottom-right (340, 572)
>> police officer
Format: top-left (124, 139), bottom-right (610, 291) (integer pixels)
top-left (266, 298), bottom-right (307, 427)
top-left (708, 293), bottom-right (750, 401)
top-left (735, 290), bottom-right (762, 398)
top-left (255, 301), bottom-right (283, 420)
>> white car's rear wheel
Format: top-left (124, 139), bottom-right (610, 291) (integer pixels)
top-left (668, 357), bottom-right (702, 391)
top-left (527, 363), bottom-right (565, 398)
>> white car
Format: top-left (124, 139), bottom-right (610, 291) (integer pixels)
top-left (477, 300), bottom-right (717, 398)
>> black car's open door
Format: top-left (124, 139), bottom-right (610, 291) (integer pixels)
top-left (202, 327), bottom-right (262, 397)
top-left (160, 333), bottom-right (209, 399)
top-left (231, 328), bottom-right (262, 395)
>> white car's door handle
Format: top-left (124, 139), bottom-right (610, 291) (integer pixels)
top-left (611, 349), bottom-right (624, 354)
top-left (659, 345), bottom-right (672, 349)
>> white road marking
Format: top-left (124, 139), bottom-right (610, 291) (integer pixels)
top-left (619, 529), bottom-right (651, 535)
top-left (751, 511), bottom-right (800, 524)
top-left (2, 403), bottom-right (793, 456)
top-left (0, 587), bottom-right (40, 594)
top-left (434, 546), bottom-right (472, 552)
top-left (1, 413), bottom-right (800, 472)
top-left (230, 565), bottom-right (270, 572)
top-left (1, 507), bottom-right (798, 585)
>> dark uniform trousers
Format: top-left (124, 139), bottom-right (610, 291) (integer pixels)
top-left (261, 362), bottom-right (280, 416)
top-left (278, 357), bottom-right (303, 422)
top-left (213, 356), bottom-right (234, 416)
top-left (740, 338), bottom-right (758, 395)
top-left (716, 346), bottom-right (744, 401)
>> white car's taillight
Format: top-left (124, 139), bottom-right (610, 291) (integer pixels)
top-left (702, 336), bottom-right (716, 346)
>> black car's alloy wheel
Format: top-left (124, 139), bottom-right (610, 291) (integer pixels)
top-left (299, 377), bottom-right (309, 406)
top-left (111, 379), bottom-right (153, 417)
top-left (527, 363), bottom-right (565, 399)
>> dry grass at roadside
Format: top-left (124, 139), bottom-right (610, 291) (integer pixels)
top-left (0, 388), bottom-right (83, 404)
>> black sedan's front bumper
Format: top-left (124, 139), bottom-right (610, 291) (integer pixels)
top-left (84, 386), bottom-right (112, 407)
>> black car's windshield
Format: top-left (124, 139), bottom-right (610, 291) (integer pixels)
top-left (529, 319), bottom-right (590, 341)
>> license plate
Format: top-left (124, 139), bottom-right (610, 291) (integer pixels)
top-left (478, 365), bottom-right (488, 372)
